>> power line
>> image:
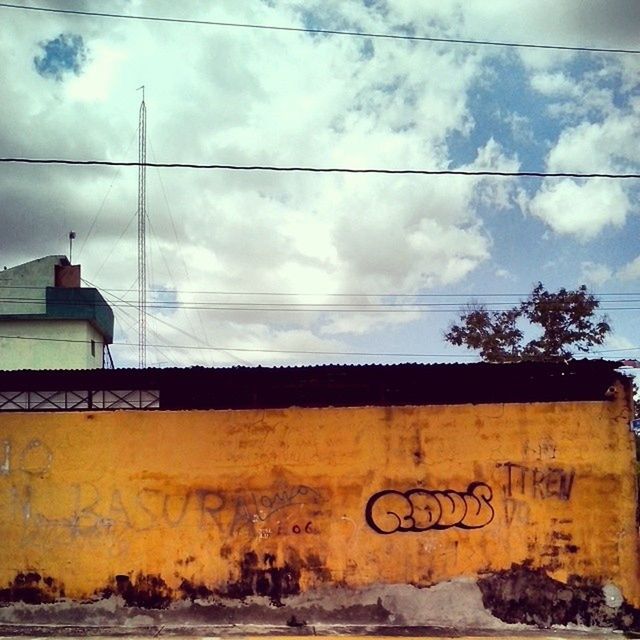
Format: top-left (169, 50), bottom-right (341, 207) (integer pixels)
top-left (0, 333), bottom-right (634, 359)
top-left (1, 2), bottom-right (638, 56)
top-left (147, 138), bottom-right (215, 365)
top-left (1, 157), bottom-right (639, 179)
top-left (0, 295), bottom-right (637, 313)
top-left (87, 278), bottom-right (252, 366)
top-left (4, 283), bottom-right (640, 299)
top-left (0, 333), bottom-right (480, 359)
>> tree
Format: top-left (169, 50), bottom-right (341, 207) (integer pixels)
top-left (444, 282), bottom-right (611, 363)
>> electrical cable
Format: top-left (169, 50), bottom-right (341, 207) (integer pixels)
top-left (0, 333), bottom-right (481, 359)
top-left (90, 210), bottom-right (137, 282)
top-left (88, 279), bottom-right (252, 365)
top-left (0, 295), bottom-right (633, 313)
top-left (147, 138), bottom-right (214, 363)
top-left (2, 283), bottom-right (640, 298)
top-left (0, 333), bottom-right (634, 359)
top-left (1, 2), bottom-right (639, 55)
top-left (77, 128), bottom-right (139, 260)
top-left (1, 157), bottom-right (639, 178)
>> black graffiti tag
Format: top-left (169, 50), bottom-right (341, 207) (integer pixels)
top-left (365, 482), bottom-right (494, 534)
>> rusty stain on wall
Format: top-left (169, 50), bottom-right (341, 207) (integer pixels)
top-left (0, 572), bottom-right (64, 605)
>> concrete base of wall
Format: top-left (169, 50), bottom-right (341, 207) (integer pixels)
top-left (0, 568), bottom-right (637, 635)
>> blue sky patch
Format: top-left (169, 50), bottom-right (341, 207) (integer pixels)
top-left (446, 53), bottom-right (562, 174)
top-left (34, 33), bottom-right (87, 81)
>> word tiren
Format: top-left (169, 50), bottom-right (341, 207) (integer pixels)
top-left (498, 462), bottom-right (575, 501)
top-left (365, 482), bottom-right (494, 534)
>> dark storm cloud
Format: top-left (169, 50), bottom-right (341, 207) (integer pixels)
top-left (570, 1), bottom-right (640, 44)
top-left (0, 164), bottom-right (134, 266)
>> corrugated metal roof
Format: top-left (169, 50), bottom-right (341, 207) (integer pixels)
top-left (0, 360), bottom-right (627, 410)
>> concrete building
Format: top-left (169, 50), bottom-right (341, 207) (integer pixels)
top-left (0, 255), bottom-right (114, 370)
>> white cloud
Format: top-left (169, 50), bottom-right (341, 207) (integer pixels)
top-left (467, 138), bottom-right (520, 210)
top-left (528, 179), bottom-right (630, 240)
top-left (580, 261), bottom-right (613, 286)
top-left (530, 71), bottom-right (578, 97)
top-left (2, 0), bottom-right (640, 366)
top-left (618, 256), bottom-right (640, 282)
top-left (546, 113), bottom-right (640, 173)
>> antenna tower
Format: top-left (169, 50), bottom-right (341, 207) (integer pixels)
top-left (137, 87), bottom-right (147, 368)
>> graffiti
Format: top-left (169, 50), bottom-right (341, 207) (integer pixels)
top-left (504, 498), bottom-right (531, 525)
top-left (539, 530), bottom-right (580, 571)
top-left (365, 482), bottom-right (494, 534)
top-left (498, 462), bottom-right (575, 501)
top-left (11, 482), bottom-right (226, 533)
top-left (0, 439), bottom-right (9, 475)
top-left (230, 483), bottom-right (323, 535)
top-left (8, 477), bottom-right (321, 537)
top-left (133, 487), bottom-right (225, 529)
top-left (255, 522), bottom-right (314, 539)
top-left (0, 439), bottom-right (53, 477)
top-left (523, 439), bottom-right (557, 461)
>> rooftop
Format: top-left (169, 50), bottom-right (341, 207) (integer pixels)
top-left (0, 360), bottom-right (628, 411)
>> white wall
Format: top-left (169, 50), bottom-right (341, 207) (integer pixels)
top-left (0, 320), bottom-right (104, 370)
top-left (0, 255), bottom-right (64, 316)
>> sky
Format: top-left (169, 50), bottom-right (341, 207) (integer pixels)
top-left (0, 0), bottom-right (639, 369)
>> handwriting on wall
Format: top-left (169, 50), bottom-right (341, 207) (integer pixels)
top-left (497, 462), bottom-right (575, 501)
top-left (230, 484), bottom-right (323, 535)
top-left (365, 482), bottom-right (494, 534)
top-left (0, 439), bottom-right (322, 538)
top-left (523, 439), bottom-right (556, 461)
top-left (6, 481), bottom-right (322, 537)
top-left (0, 439), bottom-right (53, 477)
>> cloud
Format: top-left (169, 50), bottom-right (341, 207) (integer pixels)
top-left (467, 138), bottom-right (521, 210)
top-left (546, 113), bottom-right (640, 173)
top-left (495, 268), bottom-right (513, 280)
top-left (2, 0), bottom-right (640, 366)
top-left (618, 256), bottom-right (640, 282)
top-left (528, 178), bottom-right (630, 240)
top-left (580, 261), bottom-right (613, 287)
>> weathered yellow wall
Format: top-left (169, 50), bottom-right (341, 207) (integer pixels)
top-left (0, 393), bottom-right (638, 605)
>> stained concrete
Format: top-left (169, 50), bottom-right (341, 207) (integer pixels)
top-left (0, 576), bottom-right (635, 636)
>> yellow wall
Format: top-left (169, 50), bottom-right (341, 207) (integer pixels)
top-left (0, 393), bottom-right (637, 605)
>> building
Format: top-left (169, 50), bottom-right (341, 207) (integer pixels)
top-left (0, 360), bottom-right (637, 633)
top-left (0, 255), bottom-right (114, 370)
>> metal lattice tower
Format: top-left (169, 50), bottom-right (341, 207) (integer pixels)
top-left (137, 89), bottom-right (147, 368)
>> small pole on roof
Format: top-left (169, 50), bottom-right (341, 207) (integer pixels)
top-left (69, 230), bottom-right (76, 263)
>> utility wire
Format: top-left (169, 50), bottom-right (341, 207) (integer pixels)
top-left (86, 279), bottom-right (251, 366)
top-left (1, 283), bottom-right (639, 298)
top-left (1, 158), bottom-right (639, 179)
top-left (0, 333), bottom-right (481, 359)
top-left (77, 127), bottom-right (139, 260)
top-left (1, 2), bottom-right (639, 56)
top-left (0, 296), bottom-right (635, 313)
top-left (0, 333), bottom-right (634, 359)
top-left (148, 137), bottom-right (214, 363)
